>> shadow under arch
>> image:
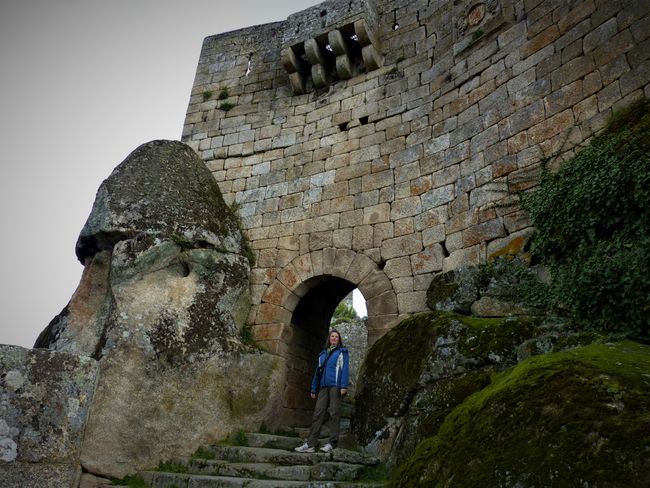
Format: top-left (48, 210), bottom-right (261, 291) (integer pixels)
top-left (252, 248), bottom-right (400, 425)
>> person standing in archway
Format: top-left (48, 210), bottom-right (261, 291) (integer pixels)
top-left (295, 329), bottom-right (349, 453)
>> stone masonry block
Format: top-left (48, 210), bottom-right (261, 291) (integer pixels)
top-left (397, 291), bottom-right (428, 314)
top-left (528, 108), bottom-right (575, 144)
top-left (333, 249), bottom-right (358, 279)
top-left (363, 203), bottom-right (391, 224)
top-left (381, 233), bottom-right (423, 260)
top-left (345, 253), bottom-right (376, 285)
top-left (309, 231), bottom-right (334, 251)
top-left (410, 243), bottom-right (444, 275)
top-left (276, 264), bottom-right (301, 291)
top-left (366, 290), bottom-right (399, 316)
top-left (391, 196), bottom-right (422, 220)
top-left (322, 247), bottom-right (338, 274)
top-left (392, 276), bottom-right (414, 294)
top-left (359, 269), bottom-right (393, 300)
top-left (384, 256), bottom-right (412, 279)
top-left (310, 250), bottom-right (324, 277)
top-left (333, 227), bottom-right (354, 248)
top-left (262, 280), bottom-right (292, 305)
top-left (463, 218), bottom-right (508, 247)
top-left (551, 56), bottom-right (596, 91)
top-left (256, 303), bottom-right (292, 324)
top-left (291, 253), bottom-right (313, 283)
top-left (443, 245), bottom-right (480, 272)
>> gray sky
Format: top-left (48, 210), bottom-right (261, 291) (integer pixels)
top-left (0, 0), bottom-right (319, 348)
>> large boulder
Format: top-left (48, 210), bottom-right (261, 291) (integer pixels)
top-left (35, 140), bottom-right (283, 478)
top-left (352, 311), bottom-right (595, 468)
top-left (0, 345), bottom-right (99, 488)
top-left (426, 258), bottom-right (545, 317)
top-left (391, 341), bottom-right (650, 487)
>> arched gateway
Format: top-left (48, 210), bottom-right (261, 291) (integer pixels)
top-left (251, 248), bottom-right (399, 424)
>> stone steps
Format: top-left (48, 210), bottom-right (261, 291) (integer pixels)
top-left (139, 430), bottom-right (384, 488)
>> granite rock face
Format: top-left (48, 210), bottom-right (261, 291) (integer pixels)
top-left (426, 258), bottom-right (543, 317)
top-left (392, 341), bottom-right (650, 487)
top-left (35, 140), bottom-right (283, 478)
top-left (75, 139), bottom-right (243, 264)
top-left (352, 309), bottom-right (596, 469)
top-left (0, 345), bottom-right (99, 488)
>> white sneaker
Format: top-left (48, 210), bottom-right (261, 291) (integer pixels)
top-left (294, 442), bottom-right (315, 453)
top-left (319, 443), bottom-right (334, 453)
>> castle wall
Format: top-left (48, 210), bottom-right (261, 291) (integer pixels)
top-left (182, 0), bottom-right (650, 341)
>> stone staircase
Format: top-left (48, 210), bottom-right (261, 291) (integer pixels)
top-left (138, 429), bottom-right (386, 487)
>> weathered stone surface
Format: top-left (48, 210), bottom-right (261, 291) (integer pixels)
top-left (426, 266), bottom-right (481, 314)
top-left (0, 345), bottom-right (98, 487)
top-left (428, 258), bottom-right (543, 317)
top-left (35, 141), bottom-right (283, 478)
top-left (352, 311), bottom-right (597, 470)
top-left (393, 341), bottom-right (650, 487)
top-left (75, 140), bottom-right (243, 263)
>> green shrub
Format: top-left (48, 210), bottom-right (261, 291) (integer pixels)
top-left (218, 87), bottom-right (230, 100)
top-left (331, 301), bottom-right (358, 325)
top-left (521, 99), bottom-right (650, 342)
top-left (219, 101), bottom-right (235, 112)
top-left (202, 90), bottom-right (212, 101)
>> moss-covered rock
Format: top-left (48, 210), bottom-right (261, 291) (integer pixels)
top-left (75, 140), bottom-right (242, 264)
top-left (352, 311), bottom-right (595, 468)
top-left (390, 341), bottom-right (650, 487)
top-left (427, 258), bottom-right (549, 317)
top-left (33, 141), bottom-right (283, 478)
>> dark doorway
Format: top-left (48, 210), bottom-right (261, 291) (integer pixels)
top-left (284, 275), bottom-right (356, 425)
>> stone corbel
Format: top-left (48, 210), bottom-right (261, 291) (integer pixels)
top-left (328, 29), bottom-right (353, 79)
top-left (281, 47), bottom-right (305, 95)
top-left (354, 19), bottom-right (383, 71)
top-left (304, 38), bottom-right (329, 88)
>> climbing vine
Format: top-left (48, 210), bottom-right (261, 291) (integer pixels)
top-left (521, 99), bottom-right (650, 342)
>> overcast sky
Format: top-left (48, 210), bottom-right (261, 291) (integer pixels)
top-left (0, 0), bottom-right (326, 348)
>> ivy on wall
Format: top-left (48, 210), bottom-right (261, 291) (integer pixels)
top-left (522, 99), bottom-right (650, 342)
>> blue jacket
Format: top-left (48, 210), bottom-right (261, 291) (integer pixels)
top-left (311, 346), bottom-right (349, 393)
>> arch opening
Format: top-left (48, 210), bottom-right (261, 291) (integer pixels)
top-left (286, 275), bottom-right (356, 425)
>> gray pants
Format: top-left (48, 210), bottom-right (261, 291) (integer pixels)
top-left (307, 387), bottom-right (342, 447)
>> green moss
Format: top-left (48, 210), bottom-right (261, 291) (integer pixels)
top-left (353, 313), bottom-right (441, 442)
top-left (156, 460), bottom-right (187, 473)
top-left (191, 446), bottom-right (216, 460)
top-left (391, 341), bottom-right (650, 487)
top-left (357, 464), bottom-right (389, 481)
top-left (218, 428), bottom-right (249, 446)
top-left (219, 101), bottom-right (236, 112)
top-left (202, 90), bottom-right (212, 101)
top-left (110, 474), bottom-right (147, 487)
top-left (426, 278), bottom-right (459, 305)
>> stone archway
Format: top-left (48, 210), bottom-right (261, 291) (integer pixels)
top-left (251, 248), bottom-right (400, 424)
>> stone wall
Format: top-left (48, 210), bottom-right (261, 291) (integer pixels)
top-left (182, 0), bottom-right (650, 349)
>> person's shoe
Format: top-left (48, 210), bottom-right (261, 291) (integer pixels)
top-left (319, 443), bottom-right (334, 453)
top-left (294, 442), bottom-right (315, 453)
